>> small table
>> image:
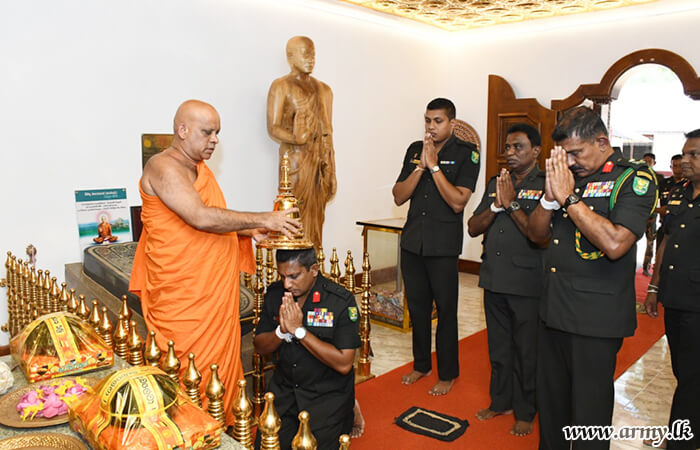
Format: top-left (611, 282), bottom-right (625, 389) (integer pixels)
top-left (0, 355), bottom-right (244, 449)
top-left (356, 218), bottom-right (411, 331)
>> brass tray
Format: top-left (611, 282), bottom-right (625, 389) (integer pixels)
top-left (0, 377), bottom-right (100, 429)
top-left (0, 432), bottom-right (87, 449)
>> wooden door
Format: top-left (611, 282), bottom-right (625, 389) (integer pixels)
top-left (486, 75), bottom-right (557, 182)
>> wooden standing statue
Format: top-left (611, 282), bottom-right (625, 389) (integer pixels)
top-left (267, 36), bottom-right (336, 249)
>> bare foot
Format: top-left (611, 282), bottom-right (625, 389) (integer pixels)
top-left (429, 379), bottom-right (454, 396)
top-left (475, 408), bottom-right (513, 421)
top-left (643, 438), bottom-right (667, 448)
top-left (511, 420), bottom-right (533, 437)
top-left (351, 399), bottom-right (365, 438)
top-left (401, 370), bottom-right (430, 385)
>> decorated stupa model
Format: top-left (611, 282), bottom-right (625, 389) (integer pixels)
top-left (10, 312), bottom-right (113, 383)
top-left (257, 152), bottom-right (314, 250)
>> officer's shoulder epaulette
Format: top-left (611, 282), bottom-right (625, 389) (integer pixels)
top-left (635, 170), bottom-right (654, 181)
top-left (321, 280), bottom-right (354, 302)
top-left (616, 157), bottom-right (646, 169)
top-left (616, 158), bottom-right (656, 182)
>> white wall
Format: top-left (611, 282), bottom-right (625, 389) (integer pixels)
top-left (0, 0), bottom-right (446, 343)
top-left (0, 1), bottom-right (445, 273)
top-left (2, 0), bottom-right (700, 344)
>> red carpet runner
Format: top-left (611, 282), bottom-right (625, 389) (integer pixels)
top-left (352, 270), bottom-right (665, 449)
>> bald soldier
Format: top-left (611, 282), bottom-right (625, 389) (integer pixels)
top-left (129, 100), bottom-right (301, 426)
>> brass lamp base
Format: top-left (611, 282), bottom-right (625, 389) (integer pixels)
top-left (257, 235), bottom-right (313, 250)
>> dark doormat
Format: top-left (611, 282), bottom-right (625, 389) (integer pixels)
top-left (394, 406), bottom-right (469, 442)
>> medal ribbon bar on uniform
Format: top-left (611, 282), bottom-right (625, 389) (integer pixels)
top-left (517, 189), bottom-right (543, 200)
top-left (306, 308), bottom-right (334, 327)
top-left (582, 181), bottom-right (615, 198)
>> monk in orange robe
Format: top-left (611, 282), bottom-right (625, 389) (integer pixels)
top-left (129, 99), bottom-right (301, 425)
top-left (93, 216), bottom-right (118, 243)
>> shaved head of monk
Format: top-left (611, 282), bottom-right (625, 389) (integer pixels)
top-left (172, 99), bottom-right (221, 162)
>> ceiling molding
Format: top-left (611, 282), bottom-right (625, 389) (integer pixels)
top-left (339, 0), bottom-right (659, 31)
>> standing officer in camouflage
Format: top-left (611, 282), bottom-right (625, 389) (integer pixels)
top-left (528, 107), bottom-right (657, 450)
top-left (468, 123), bottom-right (545, 437)
top-left (645, 129), bottom-right (700, 450)
top-left (392, 98), bottom-right (480, 396)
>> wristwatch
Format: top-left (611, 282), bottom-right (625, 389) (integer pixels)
top-left (564, 193), bottom-right (581, 209)
top-left (294, 327), bottom-right (307, 340)
top-left (505, 201), bottom-right (521, 215)
top-left (430, 165), bottom-right (441, 174)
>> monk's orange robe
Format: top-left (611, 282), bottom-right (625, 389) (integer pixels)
top-left (129, 161), bottom-right (254, 426)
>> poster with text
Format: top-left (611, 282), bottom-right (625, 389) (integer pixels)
top-left (75, 188), bottom-right (131, 259)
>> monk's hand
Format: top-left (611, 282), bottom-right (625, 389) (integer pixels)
top-left (250, 228), bottom-right (268, 243)
top-left (239, 228), bottom-right (268, 241)
top-left (422, 133), bottom-right (438, 169)
top-left (264, 209), bottom-right (302, 239)
top-left (549, 146), bottom-right (575, 205)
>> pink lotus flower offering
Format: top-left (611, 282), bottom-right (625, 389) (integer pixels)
top-left (16, 378), bottom-right (90, 420)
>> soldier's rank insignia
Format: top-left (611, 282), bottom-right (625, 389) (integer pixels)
top-left (471, 150), bottom-right (480, 164)
top-left (632, 176), bottom-right (650, 196)
top-left (348, 307), bottom-right (358, 322)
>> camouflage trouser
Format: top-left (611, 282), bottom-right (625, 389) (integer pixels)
top-left (643, 214), bottom-right (658, 270)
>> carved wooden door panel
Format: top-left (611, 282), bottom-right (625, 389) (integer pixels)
top-left (486, 75), bottom-right (557, 182)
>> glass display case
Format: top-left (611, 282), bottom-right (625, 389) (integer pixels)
top-left (356, 218), bottom-right (410, 331)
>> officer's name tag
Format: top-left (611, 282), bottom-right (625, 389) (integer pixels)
top-left (517, 189), bottom-right (543, 200)
top-left (582, 181), bottom-right (615, 198)
top-left (668, 200), bottom-right (682, 205)
top-left (307, 308), bottom-right (334, 327)
top-left (489, 192), bottom-right (497, 198)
